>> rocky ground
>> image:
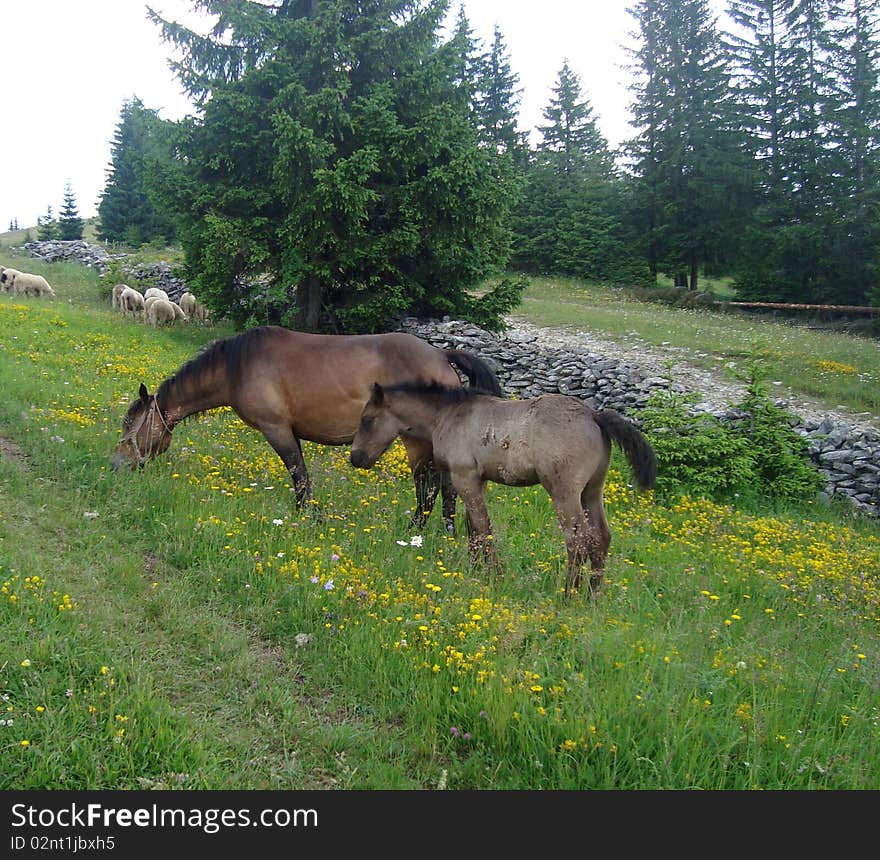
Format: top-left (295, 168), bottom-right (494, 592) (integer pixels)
top-left (504, 314), bottom-right (880, 436)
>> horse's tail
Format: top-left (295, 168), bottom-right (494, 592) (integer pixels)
top-left (444, 349), bottom-right (503, 396)
top-left (594, 409), bottom-right (657, 491)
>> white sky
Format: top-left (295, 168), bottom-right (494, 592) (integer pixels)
top-left (0, 0), bottom-right (726, 231)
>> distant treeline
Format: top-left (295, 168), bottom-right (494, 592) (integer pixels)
top-left (93, 0), bottom-right (880, 332)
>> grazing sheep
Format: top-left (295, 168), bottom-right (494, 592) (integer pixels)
top-left (191, 298), bottom-right (209, 323)
top-left (120, 286), bottom-right (145, 317)
top-left (2, 269), bottom-right (55, 298)
top-left (0, 267), bottom-right (20, 294)
top-left (179, 291), bottom-right (196, 318)
top-left (143, 287), bottom-right (169, 302)
top-left (146, 298), bottom-right (177, 326)
top-left (111, 283), bottom-right (128, 310)
top-left (143, 295), bottom-right (161, 315)
top-left (171, 301), bottom-right (187, 322)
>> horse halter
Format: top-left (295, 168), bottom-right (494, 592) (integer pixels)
top-left (121, 395), bottom-right (173, 466)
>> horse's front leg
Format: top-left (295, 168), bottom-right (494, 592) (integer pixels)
top-left (261, 425), bottom-right (316, 513)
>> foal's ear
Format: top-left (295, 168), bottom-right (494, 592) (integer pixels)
top-left (138, 383), bottom-right (150, 403)
top-left (371, 383), bottom-right (385, 404)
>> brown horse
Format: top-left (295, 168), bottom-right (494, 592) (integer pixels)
top-left (350, 383), bottom-right (657, 598)
top-left (111, 326), bottom-right (502, 529)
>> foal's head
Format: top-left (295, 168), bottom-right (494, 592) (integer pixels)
top-left (349, 383), bottom-right (405, 469)
top-left (111, 383), bottom-right (173, 470)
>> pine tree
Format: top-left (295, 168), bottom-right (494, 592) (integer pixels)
top-left (825, 0), bottom-right (880, 303)
top-left (626, 0), bottom-right (750, 290)
top-left (474, 24), bottom-right (525, 159)
top-left (538, 60), bottom-right (614, 176)
top-left (149, 0), bottom-right (522, 332)
top-left (726, 0), bottom-right (879, 303)
top-left (512, 61), bottom-right (646, 284)
top-left (98, 97), bottom-right (178, 246)
top-left (57, 181), bottom-right (84, 240)
top-left (37, 205), bottom-right (59, 240)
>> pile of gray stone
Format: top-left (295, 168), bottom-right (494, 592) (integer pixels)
top-left (398, 316), bottom-right (880, 519)
top-left (121, 261), bottom-right (189, 303)
top-left (20, 240), bottom-right (189, 301)
top-left (21, 239), bottom-right (122, 273)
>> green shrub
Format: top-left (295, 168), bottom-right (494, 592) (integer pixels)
top-left (733, 368), bottom-right (825, 502)
top-left (640, 389), bottom-right (754, 501)
top-left (640, 365), bottom-right (824, 505)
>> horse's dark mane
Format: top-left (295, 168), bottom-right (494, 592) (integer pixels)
top-left (385, 380), bottom-right (499, 403)
top-left (124, 327), bottom-right (276, 425)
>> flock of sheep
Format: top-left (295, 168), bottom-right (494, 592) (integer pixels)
top-left (0, 263), bottom-right (209, 328)
top-left (111, 284), bottom-right (209, 325)
top-left (0, 264), bottom-right (56, 298)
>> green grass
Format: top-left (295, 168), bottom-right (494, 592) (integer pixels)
top-left (512, 276), bottom-right (880, 418)
top-left (1, 255), bottom-right (879, 789)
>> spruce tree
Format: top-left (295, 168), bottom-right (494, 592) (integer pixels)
top-left (537, 60), bottom-right (614, 176)
top-left (626, 0), bottom-right (750, 290)
top-left (726, 0), bottom-right (879, 303)
top-left (474, 24), bottom-right (526, 159)
top-left (512, 61), bottom-right (646, 284)
top-left (37, 205), bottom-right (59, 241)
top-left (149, 0), bottom-right (522, 332)
top-left (57, 182), bottom-right (84, 240)
top-left (98, 97), bottom-right (178, 246)
top-left (825, 0), bottom-right (880, 303)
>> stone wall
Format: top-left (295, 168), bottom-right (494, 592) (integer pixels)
top-left (20, 241), bottom-right (188, 300)
top-left (399, 316), bottom-right (880, 519)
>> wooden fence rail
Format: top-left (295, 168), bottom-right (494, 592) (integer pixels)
top-left (720, 301), bottom-right (880, 315)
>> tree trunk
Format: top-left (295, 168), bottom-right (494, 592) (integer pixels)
top-left (689, 257), bottom-right (698, 292)
top-left (297, 274), bottom-right (323, 331)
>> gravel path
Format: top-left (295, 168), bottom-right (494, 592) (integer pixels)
top-left (504, 314), bottom-right (880, 434)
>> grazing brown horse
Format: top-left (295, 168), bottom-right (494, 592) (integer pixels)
top-left (111, 326), bottom-right (502, 529)
top-left (350, 383), bottom-right (657, 598)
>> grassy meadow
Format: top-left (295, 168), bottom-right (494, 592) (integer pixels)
top-left (1, 250), bottom-right (879, 790)
top-left (513, 277), bottom-right (880, 418)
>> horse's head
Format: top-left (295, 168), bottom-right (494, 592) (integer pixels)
top-left (350, 383), bottom-right (404, 469)
top-left (111, 382), bottom-right (174, 471)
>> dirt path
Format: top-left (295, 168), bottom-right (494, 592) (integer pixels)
top-left (504, 315), bottom-right (880, 434)
top-left (0, 433), bottom-right (28, 469)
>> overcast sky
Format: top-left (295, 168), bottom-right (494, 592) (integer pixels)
top-left (0, 1), bottom-right (726, 231)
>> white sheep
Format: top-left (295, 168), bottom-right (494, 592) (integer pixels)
top-left (0, 267), bottom-right (21, 294)
top-left (120, 286), bottom-right (145, 317)
top-left (171, 301), bottom-right (187, 322)
top-left (143, 287), bottom-right (170, 302)
top-left (2, 269), bottom-right (55, 298)
top-left (111, 283), bottom-right (128, 310)
top-left (146, 298), bottom-right (177, 326)
top-left (179, 291), bottom-right (196, 318)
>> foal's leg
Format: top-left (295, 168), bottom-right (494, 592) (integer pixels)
top-left (260, 425), bottom-right (315, 510)
top-left (402, 436), bottom-right (440, 531)
top-left (553, 492), bottom-right (595, 598)
top-left (580, 480), bottom-right (611, 596)
top-left (439, 468), bottom-right (458, 534)
top-left (453, 474), bottom-right (501, 575)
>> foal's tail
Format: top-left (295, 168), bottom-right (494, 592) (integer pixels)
top-left (595, 410), bottom-right (657, 491)
top-left (445, 350), bottom-right (504, 396)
